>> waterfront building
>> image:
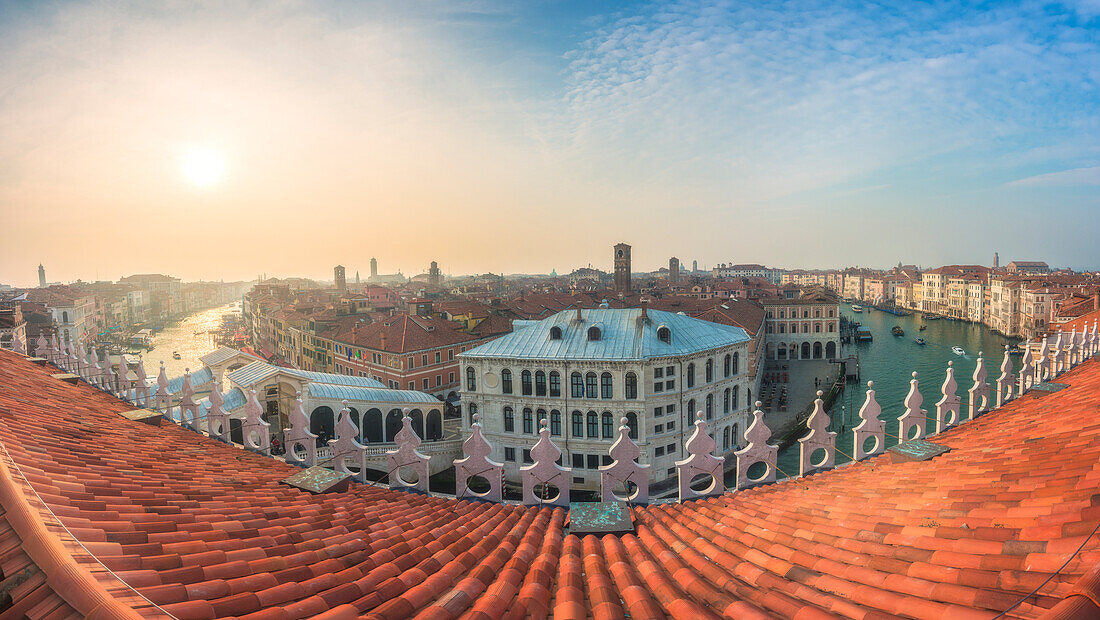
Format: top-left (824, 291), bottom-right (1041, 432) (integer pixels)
top-left (24, 286), bottom-right (95, 346)
top-left (459, 307), bottom-right (752, 490)
top-left (761, 289), bottom-right (841, 360)
top-left (713, 263), bottom-right (786, 285)
top-left (0, 304), bottom-right (27, 351)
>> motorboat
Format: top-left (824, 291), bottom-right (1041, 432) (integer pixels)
top-left (914, 338), bottom-right (926, 345)
top-left (891, 326), bottom-right (904, 337)
top-left (919, 325), bottom-right (927, 331)
top-left (951, 346), bottom-right (965, 356)
top-left (172, 351), bottom-right (182, 360)
top-left (851, 305), bottom-right (863, 313)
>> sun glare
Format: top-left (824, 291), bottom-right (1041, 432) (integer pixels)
top-left (181, 146), bottom-right (226, 187)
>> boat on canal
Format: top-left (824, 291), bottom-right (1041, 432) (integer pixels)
top-left (851, 304), bottom-right (863, 313)
top-left (172, 351), bottom-right (182, 360)
top-left (952, 346), bottom-right (965, 356)
top-left (891, 326), bottom-right (904, 337)
top-left (914, 337), bottom-right (926, 345)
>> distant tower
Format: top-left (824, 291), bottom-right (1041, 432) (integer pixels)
top-left (334, 265), bottom-right (346, 292)
top-left (613, 243), bottom-right (632, 293)
top-left (692, 259), bottom-right (698, 274)
top-left (669, 257), bottom-right (680, 283)
top-left (993, 252), bottom-right (999, 270)
top-left (370, 258), bottom-right (378, 279)
top-left (37, 264), bottom-right (45, 288)
top-left (355, 271), bottom-right (360, 284)
top-left (428, 261), bottom-right (442, 288)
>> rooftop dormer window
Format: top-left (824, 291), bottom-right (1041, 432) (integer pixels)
top-left (657, 326), bottom-right (671, 344)
top-left (550, 326), bottom-right (562, 340)
top-left (587, 326), bottom-right (601, 341)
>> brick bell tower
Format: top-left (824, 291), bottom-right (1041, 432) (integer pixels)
top-left (613, 243), bottom-right (632, 293)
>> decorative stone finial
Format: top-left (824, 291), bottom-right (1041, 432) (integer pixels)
top-left (1038, 337), bottom-right (1051, 382)
top-left (600, 416), bottom-right (650, 504)
top-left (521, 418), bottom-right (570, 506)
top-left (12, 330), bottom-right (26, 355)
top-left (454, 411), bottom-right (503, 502)
top-left (735, 402), bottom-right (778, 488)
top-left (935, 361), bottom-right (960, 433)
top-left (852, 381), bottom-right (884, 460)
top-left (241, 385), bottom-right (271, 455)
top-left (995, 345), bottom-right (1015, 408)
top-left (34, 334), bottom-right (47, 358)
top-left (898, 371), bottom-right (927, 443)
top-left (283, 391), bottom-right (317, 466)
top-left (205, 382), bottom-right (231, 443)
top-left (331, 401), bottom-right (368, 481)
top-left (799, 390), bottom-right (836, 475)
top-left (676, 411), bottom-right (724, 501)
top-left (133, 356), bottom-right (151, 408)
top-left (387, 408), bottom-right (430, 493)
top-left (153, 361), bottom-right (171, 414)
top-left (1018, 340), bottom-right (1035, 394)
top-left (178, 369), bottom-right (200, 431)
top-left (968, 352), bottom-right (990, 419)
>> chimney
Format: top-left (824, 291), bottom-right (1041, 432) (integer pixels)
top-left (1094, 293), bottom-right (1099, 311)
top-left (380, 330), bottom-right (387, 352)
top-left (576, 306), bottom-right (583, 322)
top-left (640, 303), bottom-right (648, 322)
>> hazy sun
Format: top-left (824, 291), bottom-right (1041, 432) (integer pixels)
top-left (181, 146), bottom-right (226, 187)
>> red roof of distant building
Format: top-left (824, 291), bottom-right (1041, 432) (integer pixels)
top-left (1, 348), bottom-right (1100, 618)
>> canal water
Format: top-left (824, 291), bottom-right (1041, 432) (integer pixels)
top-left (775, 304), bottom-right (1022, 474)
top-left (141, 302), bottom-right (241, 378)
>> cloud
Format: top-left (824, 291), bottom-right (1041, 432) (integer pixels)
top-left (1008, 166), bottom-right (1100, 187)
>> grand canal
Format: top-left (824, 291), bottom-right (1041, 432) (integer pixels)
top-left (775, 304), bottom-right (1022, 474)
top-left (142, 302), bottom-right (241, 378)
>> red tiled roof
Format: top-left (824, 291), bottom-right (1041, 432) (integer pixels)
top-left (344, 313), bottom-right (477, 353)
top-left (1, 348), bottom-right (1100, 618)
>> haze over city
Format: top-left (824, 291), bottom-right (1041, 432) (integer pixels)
top-left (2, 0), bottom-right (1099, 286)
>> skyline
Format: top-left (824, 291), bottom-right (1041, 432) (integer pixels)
top-left (2, 0), bottom-right (1099, 286)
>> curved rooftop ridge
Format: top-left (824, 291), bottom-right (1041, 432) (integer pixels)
top-left (0, 348), bottom-right (1098, 618)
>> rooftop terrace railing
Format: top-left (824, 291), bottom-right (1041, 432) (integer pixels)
top-left (20, 319), bottom-right (1100, 507)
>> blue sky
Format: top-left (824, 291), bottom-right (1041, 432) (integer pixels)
top-left (0, 0), bottom-right (1097, 284)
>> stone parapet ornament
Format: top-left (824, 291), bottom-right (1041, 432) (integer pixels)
top-left (676, 411), bottom-right (724, 501)
top-left (331, 401), bottom-right (368, 483)
top-left (851, 382), bottom-right (884, 461)
top-left (241, 386), bottom-right (271, 456)
top-left (898, 371), bottom-right (927, 443)
top-left (284, 391), bottom-right (317, 467)
top-left (387, 408), bottom-right (430, 493)
top-left (735, 402), bottom-right (778, 487)
top-left (799, 390), bottom-right (836, 476)
top-left (599, 416), bottom-right (649, 504)
top-left (996, 345), bottom-right (1015, 408)
top-left (454, 413), bottom-right (504, 502)
top-left (521, 419), bottom-right (571, 507)
top-left (934, 361), bottom-right (961, 434)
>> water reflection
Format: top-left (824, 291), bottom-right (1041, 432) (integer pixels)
top-left (143, 302), bottom-right (240, 377)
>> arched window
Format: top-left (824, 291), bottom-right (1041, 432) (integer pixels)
top-left (523, 408), bottom-right (534, 434)
top-left (723, 426), bottom-right (730, 450)
top-left (601, 372), bottom-right (613, 399)
top-left (625, 372), bottom-right (638, 399)
top-left (549, 371), bottom-right (561, 397)
top-left (732, 352), bottom-right (739, 375)
top-left (521, 370), bottom-right (532, 396)
top-left (501, 369), bottom-right (513, 394)
top-left (626, 412), bottom-right (638, 440)
top-left (732, 385), bottom-right (739, 410)
top-left (571, 372), bottom-right (584, 397)
top-left (801, 342), bottom-right (811, 358)
top-left (363, 408), bottom-right (383, 443)
top-left (504, 406), bottom-right (515, 432)
top-left (587, 411), bottom-right (599, 437)
top-left (746, 388), bottom-right (751, 407)
top-left (657, 326), bottom-right (671, 343)
top-left (537, 409), bottom-right (548, 432)
top-left (601, 412), bottom-right (614, 438)
top-left (466, 367), bottom-right (477, 391)
top-left (535, 371), bottom-right (547, 396)
top-left (686, 363), bottom-right (695, 388)
top-left (426, 409), bottom-right (443, 440)
top-left (550, 326), bottom-right (562, 340)
top-left (409, 409), bottom-right (424, 438)
top-left (687, 398), bottom-right (696, 418)
top-left (705, 359), bottom-right (714, 383)
top-left (550, 410), bottom-right (561, 435)
top-left (572, 411), bottom-right (583, 436)
top-left (705, 394), bottom-right (713, 419)
top-left (587, 326), bottom-right (601, 341)
top-left (387, 409), bottom-right (403, 442)
top-left (723, 354), bottom-right (731, 378)
top-left (723, 388), bottom-right (730, 413)
top-left (62, 311), bottom-right (69, 324)
top-left (585, 372), bottom-right (598, 399)
top-left (467, 403), bottom-right (477, 426)
top-left (310, 406), bottom-right (335, 440)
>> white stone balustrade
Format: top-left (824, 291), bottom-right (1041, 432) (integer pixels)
top-left (1018, 342), bottom-right (1035, 394)
top-left (331, 401), bottom-right (369, 483)
top-left (205, 381), bottom-right (231, 443)
top-left (851, 383), bottom-right (884, 460)
top-left (521, 419), bottom-right (571, 507)
top-left (898, 371), bottom-right (927, 442)
top-left (1038, 338), bottom-right (1051, 382)
top-left (996, 345), bottom-right (1015, 408)
top-left (74, 341), bottom-right (88, 379)
top-left (34, 334), bottom-right (46, 358)
top-left (83, 347), bottom-right (98, 386)
top-left (178, 370), bottom-right (201, 431)
top-left (599, 416), bottom-right (650, 504)
top-left (241, 386), bottom-right (271, 455)
top-left (735, 402), bottom-right (778, 487)
top-left (799, 390), bottom-right (836, 476)
top-left (132, 356), bottom-right (151, 407)
top-left (48, 334), bottom-right (60, 366)
top-left (676, 411), bottom-right (724, 501)
top-left (284, 392), bottom-right (317, 467)
top-left (454, 413), bottom-right (504, 502)
top-left (387, 408), bottom-right (430, 493)
top-left (1052, 333), bottom-right (1066, 376)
